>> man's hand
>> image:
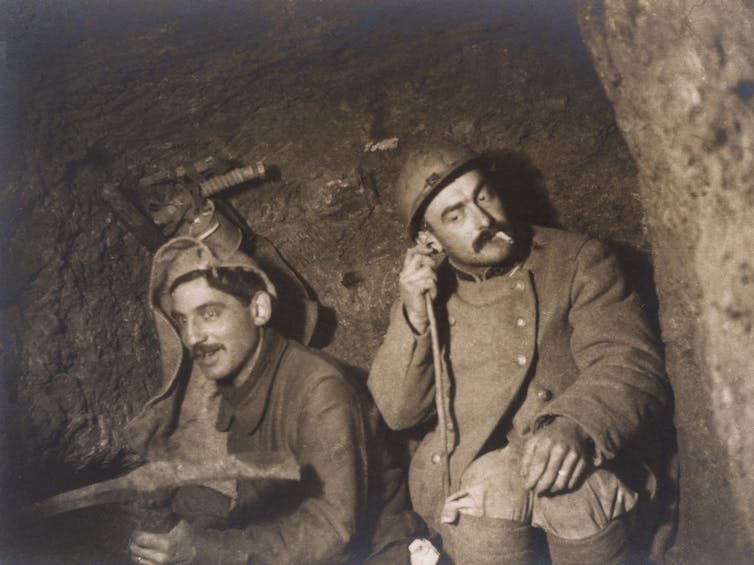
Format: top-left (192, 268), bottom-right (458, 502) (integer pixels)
top-left (399, 245), bottom-right (439, 333)
top-left (130, 519), bottom-right (195, 565)
top-left (520, 417), bottom-right (592, 496)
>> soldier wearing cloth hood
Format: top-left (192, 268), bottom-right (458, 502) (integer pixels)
top-left (368, 142), bottom-right (676, 564)
top-left (125, 233), bottom-right (421, 564)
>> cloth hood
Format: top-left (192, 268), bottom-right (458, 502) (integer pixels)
top-left (126, 235), bottom-right (278, 457)
top-left (150, 236), bottom-right (276, 313)
top-left (141, 236), bottom-right (276, 413)
top-left (125, 203), bottom-right (318, 458)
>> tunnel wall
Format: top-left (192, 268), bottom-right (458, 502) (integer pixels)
top-left (0, 0), bottom-right (694, 559)
top-left (575, 1), bottom-right (754, 563)
top-left (2, 0), bottom-right (646, 488)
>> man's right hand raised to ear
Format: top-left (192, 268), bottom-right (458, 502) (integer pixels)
top-left (399, 245), bottom-right (439, 334)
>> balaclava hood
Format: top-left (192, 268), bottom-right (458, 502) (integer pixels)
top-left (148, 236), bottom-right (276, 405)
top-left (125, 235), bottom-right (276, 457)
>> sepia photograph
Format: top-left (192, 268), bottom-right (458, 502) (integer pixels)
top-left (1, 1), bottom-right (752, 563)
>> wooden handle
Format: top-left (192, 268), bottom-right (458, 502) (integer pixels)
top-left (425, 293), bottom-right (450, 499)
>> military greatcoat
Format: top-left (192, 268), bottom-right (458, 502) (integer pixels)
top-left (125, 236), bottom-right (421, 564)
top-left (367, 226), bottom-right (673, 553)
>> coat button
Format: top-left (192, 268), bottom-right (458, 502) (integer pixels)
top-left (448, 316), bottom-right (456, 326)
top-left (537, 388), bottom-right (553, 402)
top-left (516, 317), bottom-right (526, 328)
top-left (514, 281), bottom-right (525, 291)
top-left (431, 453), bottom-right (441, 464)
top-left (446, 421), bottom-right (455, 432)
top-left (515, 354), bottom-right (527, 366)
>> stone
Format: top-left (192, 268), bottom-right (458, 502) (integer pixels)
top-left (576, 0), bottom-right (754, 560)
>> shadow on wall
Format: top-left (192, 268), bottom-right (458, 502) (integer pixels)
top-left (484, 149), bottom-right (661, 337)
top-left (483, 149), bottom-right (559, 228)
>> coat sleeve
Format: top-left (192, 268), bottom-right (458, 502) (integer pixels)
top-left (367, 300), bottom-right (437, 430)
top-left (536, 238), bottom-right (671, 463)
top-left (191, 375), bottom-right (369, 565)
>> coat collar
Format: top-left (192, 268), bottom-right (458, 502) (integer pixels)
top-left (215, 328), bottom-right (289, 435)
top-left (452, 261), bottom-right (521, 282)
top-left (518, 225), bottom-right (548, 274)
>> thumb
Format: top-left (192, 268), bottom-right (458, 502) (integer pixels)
top-left (427, 285), bottom-right (437, 301)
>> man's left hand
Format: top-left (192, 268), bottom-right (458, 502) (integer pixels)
top-left (520, 417), bottom-right (592, 495)
top-left (129, 519), bottom-right (195, 564)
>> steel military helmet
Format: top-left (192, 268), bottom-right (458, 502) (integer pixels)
top-left (395, 141), bottom-right (485, 238)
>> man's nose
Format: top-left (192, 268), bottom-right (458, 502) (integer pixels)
top-left (184, 319), bottom-right (206, 347)
top-left (469, 203), bottom-right (493, 229)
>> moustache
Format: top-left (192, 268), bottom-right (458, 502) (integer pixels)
top-left (472, 224), bottom-right (515, 253)
top-left (191, 343), bottom-right (223, 359)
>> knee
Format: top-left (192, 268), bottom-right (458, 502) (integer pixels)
top-left (532, 468), bottom-right (638, 540)
top-left (451, 448), bottom-right (531, 522)
top-left (546, 513), bottom-right (633, 565)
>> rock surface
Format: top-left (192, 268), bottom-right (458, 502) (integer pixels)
top-left (576, 0), bottom-right (754, 562)
top-left (5, 0), bottom-right (744, 561)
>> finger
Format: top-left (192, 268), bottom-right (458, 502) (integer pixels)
top-left (415, 252), bottom-right (438, 269)
top-left (567, 458), bottom-right (589, 490)
top-left (138, 548), bottom-right (169, 565)
top-left (130, 547), bottom-right (144, 564)
top-left (405, 251), bottom-right (422, 271)
top-left (410, 244), bottom-right (436, 256)
top-left (418, 279), bottom-right (438, 295)
top-left (550, 450), bottom-right (579, 493)
top-left (129, 542), bottom-right (164, 565)
top-left (523, 439), bottom-right (551, 490)
top-left (399, 265), bottom-right (437, 284)
top-left (400, 274), bottom-right (437, 297)
top-left (532, 444), bottom-right (567, 494)
top-left (131, 531), bottom-right (171, 553)
top-left (404, 247), bottom-right (438, 272)
top-left (404, 247), bottom-right (433, 270)
top-left (403, 260), bottom-right (437, 282)
top-left (444, 489), bottom-right (469, 504)
top-left (520, 436), bottom-right (538, 477)
top-left (132, 556), bottom-right (160, 565)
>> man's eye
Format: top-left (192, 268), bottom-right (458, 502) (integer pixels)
top-left (173, 315), bottom-right (187, 327)
top-left (202, 307), bottom-right (219, 320)
top-left (478, 189), bottom-right (494, 203)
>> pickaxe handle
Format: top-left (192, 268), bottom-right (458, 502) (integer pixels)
top-left (27, 452), bottom-right (299, 519)
top-left (199, 162), bottom-right (266, 197)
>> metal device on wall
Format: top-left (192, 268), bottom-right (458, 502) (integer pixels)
top-left (101, 155), bottom-right (318, 345)
top-left (136, 156), bottom-right (266, 242)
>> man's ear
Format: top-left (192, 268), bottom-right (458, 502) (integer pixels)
top-left (249, 291), bottom-right (272, 326)
top-left (416, 229), bottom-right (443, 254)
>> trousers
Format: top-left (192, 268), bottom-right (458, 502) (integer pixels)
top-left (438, 444), bottom-right (638, 565)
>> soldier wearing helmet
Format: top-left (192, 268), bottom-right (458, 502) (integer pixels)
top-left (368, 142), bottom-right (674, 564)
